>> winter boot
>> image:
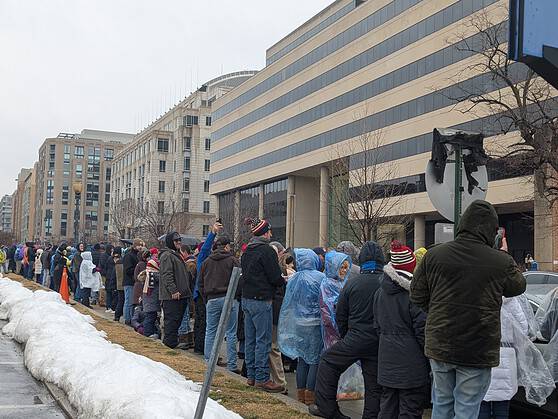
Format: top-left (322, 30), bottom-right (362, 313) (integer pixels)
top-left (255, 380), bottom-right (284, 393)
top-left (304, 390), bottom-right (315, 406)
top-left (186, 332), bottom-right (194, 349)
top-left (297, 389), bottom-right (306, 403)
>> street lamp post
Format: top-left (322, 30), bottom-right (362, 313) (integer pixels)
top-left (73, 182), bottom-right (83, 245)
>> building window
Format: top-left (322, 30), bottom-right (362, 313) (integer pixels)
top-left (158, 181), bottom-right (165, 193)
top-left (203, 201), bottom-right (210, 214)
top-left (157, 138), bottom-right (169, 152)
top-left (205, 138), bottom-right (211, 151)
top-left (202, 224), bottom-right (209, 236)
top-left (105, 167), bottom-right (111, 181)
top-left (205, 116), bottom-right (212, 126)
top-left (182, 198), bottom-right (189, 212)
top-left (183, 178), bottom-right (190, 192)
top-left (62, 181), bottom-right (69, 205)
top-left (60, 211), bottom-right (67, 236)
top-left (76, 163), bottom-right (83, 179)
top-left (86, 182), bottom-right (99, 207)
top-left (204, 180), bottom-right (210, 193)
top-left (184, 115), bottom-right (199, 126)
top-left (204, 159), bottom-right (210, 172)
top-left (44, 209), bottom-right (53, 236)
top-left (63, 144), bottom-right (71, 162)
top-left (74, 146), bottom-right (84, 159)
top-left (157, 201), bottom-right (165, 215)
top-left (46, 180), bottom-right (54, 204)
top-left (104, 148), bottom-right (114, 161)
top-left (183, 137), bottom-right (192, 151)
top-left (85, 211), bottom-right (98, 234)
top-left (184, 157), bottom-right (191, 172)
top-left (159, 160), bottom-right (166, 172)
top-left (63, 162), bottom-right (71, 177)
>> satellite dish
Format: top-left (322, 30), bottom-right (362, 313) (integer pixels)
top-left (426, 152), bottom-right (488, 222)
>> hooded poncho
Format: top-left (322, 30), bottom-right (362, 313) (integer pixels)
top-left (79, 251), bottom-right (101, 292)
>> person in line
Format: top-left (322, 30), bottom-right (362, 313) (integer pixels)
top-left (479, 297), bottom-right (529, 419)
top-left (34, 248), bottom-right (43, 283)
top-left (140, 257), bottom-right (161, 338)
top-left (7, 243), bottom-right (16, 273)
top-left (311, 241), bottom-right (385, 419)
top-left (41, 244), bottom-right (52, 289)
top-left (374, 242), bottom-right (429, 419)
top-left (79, 251), bottom-right (100, 308)
top-left (279, 249), bottom-right (325, 404)
top-left (200, 235), bottom-right (240, 372)
top-left (0, 246), bottom-right (6, 274)
top-left (52, 243), bottom-right (69, 292)
top-left (159, 232), bottom-right (192, 348)
top-left (15, 244), bottom-right (23, 276)
top-left (336, 241), bottom-right (360, 279)
top-left (113, 247), bottom-right (125, 322)
top-left (241, 218), bottom-right (284, 393)
top-left (312, 247), bottom-right (327, 272)
top-left (71, 243), bottom-right (85, 301)
top-left (411, 200), bottom-right (526, 419)
top-left (320, 250), bottom-right (363, 403)
top-left (123, 238), bottom-right (143, 325)
top-left (133, 249), bottom-right (150, 312)
top-left (177, 244), bottom-right (194, 349)
top-left (99, 244), bottom-right (115, 313)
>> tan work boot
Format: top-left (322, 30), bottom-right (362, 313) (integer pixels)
top-left (304, 390), bottom-right (315, 406)
top-left (297, 389), bottom-right (306, 403)
top-left (255, 380), bottom-right (284, 393)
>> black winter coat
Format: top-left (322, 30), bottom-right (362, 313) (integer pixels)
top-left (159, 248), bottom-right (193, 301)
top-left (411, 200), bottom-right (526, 368)
top-left (240, 238), bottom-right (283, 301)
top-left (123, 249), bottom-right (139, 286)
top-left (40, 249), bottom-right (51, 270)
top-left (336, 241), bottom-right (384, 352)
top-left (374, 264), bottom-right (429, 389)
top-left (104, 256), bottom-right (116, 290)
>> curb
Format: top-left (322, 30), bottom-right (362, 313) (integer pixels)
top-left (44, 381), bottom-right (77, 419)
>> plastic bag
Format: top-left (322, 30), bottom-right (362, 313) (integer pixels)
top-left (543, 330), bottom-right (558, 384)
top-left (516, 293), bottom-right (539, 341)
top-left (510, 299), bottom-right (556, 406)
top-left (535, 288), bottom-right (558, 341)
top-left (278, 249), bottom-right (325, 364)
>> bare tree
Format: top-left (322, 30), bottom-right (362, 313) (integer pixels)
top-left (329, 124), bottom-right (411, 248)
top-left (0, 230), bottom-right (16, 245)
top-left (446, 6), bottom-right (558, 204)
top-left (109, 198), bottom-right (136, 239)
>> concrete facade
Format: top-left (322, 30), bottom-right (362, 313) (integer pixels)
top-left (110, 71), bottom-right (257, 242)
top-left (12, 168), bottom-right (32, 242)
top-left (210, 0), bottom-right (554, 265)
top-left (0, 194), bottom-right (13, 234)
top-left (34, 130), bottom-right (133, 244)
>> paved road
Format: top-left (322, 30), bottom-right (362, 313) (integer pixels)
top-left (0, 320), bottom-right (66, 419)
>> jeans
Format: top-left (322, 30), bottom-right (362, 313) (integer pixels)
top-left (296, 358), bottom-right (318, 391)
top-left (144, 311), bottom-right (158, 337)
top-left (204, 297), bottom-right (238, 371)
top-left (81, 287), bottom-right (91, 307)
top-left (43, 269), bottom-right (50, 289)
top-left (478, 401), bottom-right (510, 419)
top-left (430, 359), bottom-right (492, 419)
top-left (74, 272), bottom-right (82, 300)
top-left (242, 298), bottom-right (273, 383)
top-left (178, 300), bottom-right (191, 335)
top-left (123, 285), bottom-right (134, 322)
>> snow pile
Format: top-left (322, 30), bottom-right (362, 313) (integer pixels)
top-left (0, 276), bottom-right (241, 419)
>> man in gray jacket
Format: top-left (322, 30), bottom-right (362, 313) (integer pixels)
top-left (159, 231), bottom-right (193, 348)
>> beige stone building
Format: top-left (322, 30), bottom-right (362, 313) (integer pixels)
top-left (211, 0), bottom-right (557, 268)
top-left (34, 130), bottom-right (134, 244)
top-left (110, 71), bottom-right (256, 243)
top-left (12, 168), bottom-right (33, 242)
top-left (0, 194), bottom-right (13, 234)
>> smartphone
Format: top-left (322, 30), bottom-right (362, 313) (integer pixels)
top-left (498, 227), bottom-right (506, 238)
top-left (494, 227), bottom-right (505, 249)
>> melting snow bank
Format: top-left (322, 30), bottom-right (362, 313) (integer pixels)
top-left (0, 276), bottom-right (241, 419)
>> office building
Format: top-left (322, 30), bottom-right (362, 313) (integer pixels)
top-left (0, 195), bottom-right (13, 234)
top-left (110, 71), bottom-right (256, 241)
top-left (211, 0), bottom-right (556, 268)
top-left (34, 129), bottom-right (134, 244)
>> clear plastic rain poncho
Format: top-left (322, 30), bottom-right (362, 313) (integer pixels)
top-left (506, 296), bottom-right (556, 406)
top-left (320, 251), bottom-right (364, 400)
top-left (278, 249), bottom-right (325, 365)
top-left (535, 288), bottom-right (558, 342)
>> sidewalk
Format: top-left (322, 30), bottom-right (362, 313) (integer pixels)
top-left (0, 320), bottom-right (66, 419)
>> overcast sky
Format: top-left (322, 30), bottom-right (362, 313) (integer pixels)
top-left (0, 0), bottom-right (331, 197)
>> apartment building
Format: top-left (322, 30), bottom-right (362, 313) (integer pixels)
top-left (211, 0), bottom-right (557, 268)
top-left (34, 129), bottom-right (134, 244)
top-left (110, 71), bottom-right (256, 241)
top-left (0, 195), bottom-right (13, 233)
top-left (12, 168), bottom-right (33, 242)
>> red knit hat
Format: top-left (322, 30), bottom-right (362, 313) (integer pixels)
top-left (245, 217), bottom-right (271, 236)
top-left (390, 240), bottom-right (416, 273)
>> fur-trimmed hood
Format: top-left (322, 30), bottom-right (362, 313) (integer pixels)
top-left (383, 263), bottom-right (412, 292)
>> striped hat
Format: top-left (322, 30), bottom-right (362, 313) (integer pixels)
top-left (246, 218), bottom-right (271, 236)
top-left (390, 240), bottom-right (416, 273)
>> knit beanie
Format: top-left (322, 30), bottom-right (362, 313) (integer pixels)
top-left (146, 258), bottom-right (159, 270)
top-left (390, 240), bottom-right (416, 273)
top-left (245, 217), bottom-right (271, 236)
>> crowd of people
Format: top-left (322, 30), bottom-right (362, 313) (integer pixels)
top-left (3, 199), bottom-right (558, 419)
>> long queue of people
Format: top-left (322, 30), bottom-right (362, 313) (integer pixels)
top-left (3, 199), bottom-right (558, 419)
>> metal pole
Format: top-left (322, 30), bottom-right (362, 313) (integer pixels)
top-left (194, 267), bottom-right (241, 419)
top-left (453, 145), bottom-right (463, 237)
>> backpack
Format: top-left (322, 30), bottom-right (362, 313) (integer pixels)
top-left (0, 250), bottom-right (6, 264)
top-left (15, 247), bottom-right (24, 261)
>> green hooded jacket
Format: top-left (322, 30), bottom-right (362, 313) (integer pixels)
top-left (410, 200), bottom-right (525, 368)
